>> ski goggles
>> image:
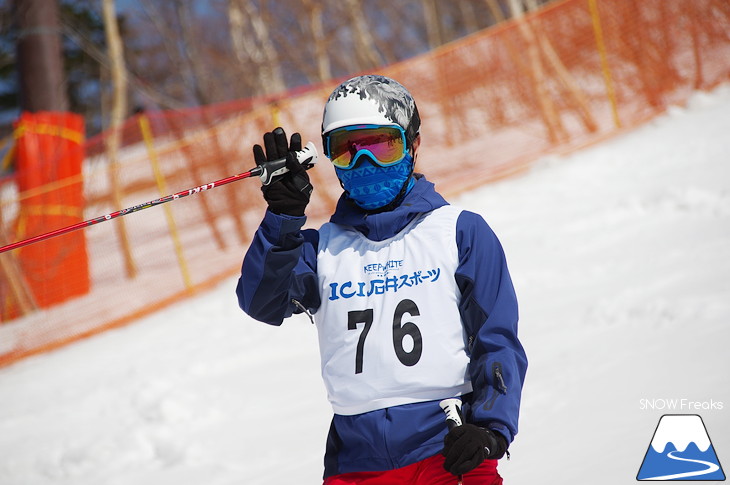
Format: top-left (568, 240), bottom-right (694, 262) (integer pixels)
top-left (323, 124), bottom-right (408, 169)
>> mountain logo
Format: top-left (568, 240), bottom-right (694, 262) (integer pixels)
top-left (637, 414), bottom-right (725, 481)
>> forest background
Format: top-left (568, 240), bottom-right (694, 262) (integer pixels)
top-left (0, 0), bottom-right (543, 144)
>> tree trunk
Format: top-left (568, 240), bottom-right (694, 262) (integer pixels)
top-left (175, 0), bottom-right (214, 104)
top-left (246, 0), bottom-right (286, 95)
top-left (507, 0), bottom-right (565, 144)
top-left (344, 0), bottom-right (383, 70)
top-left (14, 0), bottom-right (68, 112)
top-left (228, 0), bottom-right (249, 72)
top-left (304, 0), bottom-right (331, 82)
top-left (102, 0), bottom-right (136, 278)
top-left (422, 0), bottom-right (443, 49)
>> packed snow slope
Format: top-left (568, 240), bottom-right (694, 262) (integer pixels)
top-left (1, 85), bottom-right (729, 485)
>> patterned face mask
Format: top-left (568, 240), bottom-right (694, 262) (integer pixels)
top-left (335, 153), bottom-right (415, 211)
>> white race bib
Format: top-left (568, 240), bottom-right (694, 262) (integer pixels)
top-left (314, 205), bottom-right (472, 415)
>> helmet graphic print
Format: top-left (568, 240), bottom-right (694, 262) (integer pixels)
top-left (322, 75), bottom-right (421, 211)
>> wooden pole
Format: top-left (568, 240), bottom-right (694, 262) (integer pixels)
top-left (0, 213), bottom-right (38, 319)
top-left (102, 0), bottom-right (137, 278)
top-left (139, 114), bottom-right (193, 291)
top-left (588, 0), bottom-right (621, 129)
top-left (165, 115), bottom-right (229, 250)
top-left (508, 0), bottom-right (565, 144)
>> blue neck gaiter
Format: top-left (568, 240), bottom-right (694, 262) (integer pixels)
top-left (335, 154), bottom-right (415, 211)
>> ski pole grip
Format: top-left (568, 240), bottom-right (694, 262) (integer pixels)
top-left (440, 398), bottom-right (464, 430)
top-left (258, 141), bottom-right (318, 185)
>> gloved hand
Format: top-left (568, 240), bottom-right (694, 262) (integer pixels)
top-left (253, 127), bottom-right (312, 216)
top-left (442, 424), bottom-right (507, 476)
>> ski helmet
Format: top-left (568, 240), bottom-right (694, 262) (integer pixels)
top-left (321, 75), bottom-right (421, 149)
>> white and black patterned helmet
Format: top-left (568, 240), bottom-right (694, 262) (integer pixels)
top-left (322, 75), bottom-right (421, 148)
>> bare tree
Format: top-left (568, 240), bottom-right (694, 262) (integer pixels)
top-left (422, 0), bottom-right (444, 49)
top-left (228, 0), bottom-right (258, 93)
top-left (137, 0), bottom-right (234, 105)
top-left (302, 0), bottom-right (331, 82)
top-left (344, 0), bottom-right (384, 70)
top-left (173, 0), bottom-right (215, 104)
top-left (137, 0), bottom-right (194, 102)
top-left (102, 0), bottom-right (136, 278)
top-left (506, 0), bottom-right (565, 143)
top-left (457, 0), bottom-right (480, 34)
top-left (227, 0), bottom-right (286, 97)
top-left (78, 0), bottom-right (531, 124)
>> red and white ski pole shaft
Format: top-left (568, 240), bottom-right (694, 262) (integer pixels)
top-left (0, 142), bottom-right (317, 254)
top-left (440, 398), bottom-right (464, 485)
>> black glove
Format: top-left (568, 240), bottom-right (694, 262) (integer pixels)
top-left (253, 127), bottom-right (312, 217)
top-left (442, 424), bottom-right (507, 476)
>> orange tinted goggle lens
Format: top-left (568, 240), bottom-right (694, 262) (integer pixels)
top-left (326, 125), bottom-right (406, 169)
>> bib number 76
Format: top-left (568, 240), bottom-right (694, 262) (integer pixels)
top-left (347, 299), bottom-right (423, 374)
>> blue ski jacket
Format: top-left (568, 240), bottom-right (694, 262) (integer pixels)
top-left (236, 175), bottom-right (527, 479)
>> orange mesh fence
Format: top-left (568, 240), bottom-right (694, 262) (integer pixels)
top-left (0, 0), bottom-right (728, 366)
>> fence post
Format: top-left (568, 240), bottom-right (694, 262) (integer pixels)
top-left (270, 101), bottom-right (282, 128)
top-left (0, 217), bottom-right (38, 319)
top-left (164, 115), bottom-right (229, 251)
top-left (688, 2), bottom-right (704, 90)
top-left (138, 114), bottom-right (193, 292)
top-left (588, 0), bottom-right (621, 129)
top-left (105, 126), bottom-right (137, 278)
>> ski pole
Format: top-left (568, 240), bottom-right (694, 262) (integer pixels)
top-left (440, 398), bottom-right (464, 485)
top-left (0, 142), bottom-right (317, 254)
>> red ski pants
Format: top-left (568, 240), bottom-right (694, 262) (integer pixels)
top-left (323, 454), bottom-right (502, 485)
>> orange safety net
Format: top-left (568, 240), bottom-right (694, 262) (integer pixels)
top-left (0, 0), bottom-right (728, 366)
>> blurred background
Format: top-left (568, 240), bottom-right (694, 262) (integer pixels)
top-left (0, 0), bottom-right (728, 367)
top-left (1, 0), bottom-right (549, 139)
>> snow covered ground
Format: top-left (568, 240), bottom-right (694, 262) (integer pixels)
top-left (1, 84), bottom-right (729, 485)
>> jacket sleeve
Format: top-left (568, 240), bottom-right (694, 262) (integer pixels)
top-left (236, 209), bottom-right (321, 325)
top-left (455, 210), bottom-right (527, 444)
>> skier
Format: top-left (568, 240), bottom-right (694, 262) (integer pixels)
top-left (237, 74), bottom-right (527, 484)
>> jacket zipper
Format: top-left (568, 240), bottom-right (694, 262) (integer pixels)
top-left (483, 362), bottom-right (507, 410)
top-left (494, 362), bottom-right (508, 394)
